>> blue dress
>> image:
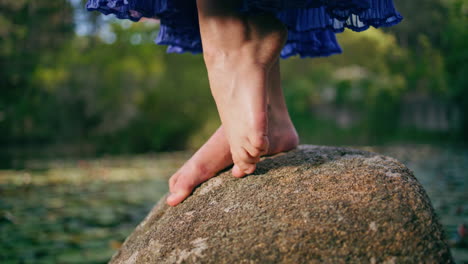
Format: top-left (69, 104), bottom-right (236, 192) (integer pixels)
top-left (85, 0), bottom-right (402, 58)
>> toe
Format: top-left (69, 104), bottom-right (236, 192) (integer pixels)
top-left (166, 180), bottom-right (194, 206)
top-left (238, 147), bottom-right (260, 164)
top-left (243, 163), bottom-right (256, 174)
top-left (166, 190), bottom-right (192, 207)
top-left (232, 164), bottom-right (246, 178)
top-left (244, 143), bottom-right (263, 158)
top-left (248, 134), bottom-right (269, 156)
top-left (168, 173), bottom-right (179, 191)
top-left (166, 171), bottom-right (203, 206)
top-left (231, 149), bottom-right (259, 178)
top-left (232, 161), bottom-right (256, 178)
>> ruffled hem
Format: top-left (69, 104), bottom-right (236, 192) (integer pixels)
top-left (86, 0), bottom-right (402, 58)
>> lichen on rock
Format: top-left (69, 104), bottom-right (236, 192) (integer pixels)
top-left (109, 145), bottom-right (454, 263)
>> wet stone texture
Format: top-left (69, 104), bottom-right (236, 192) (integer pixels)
top-left (109, 145), bottom-right (454, 263)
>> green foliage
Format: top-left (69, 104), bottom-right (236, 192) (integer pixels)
top-left (441, 0), bottom-right (468, 134)
top-left (0, 0), bottom-right (74, 143)
top-left (30, 21), bottom-right (215, 153)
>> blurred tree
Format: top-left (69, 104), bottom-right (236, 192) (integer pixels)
top-left (0, 0), bottom-right (466, 160)
top-left (441, 0), bottom-right (468, 137)
top-left (0, 0), bottom-right (74, 144)
top-left (32, 20), bottom-right (215, 153)
top-left (388, 0), bottom-right (450, 49)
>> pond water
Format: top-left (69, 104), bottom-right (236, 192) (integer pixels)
top-left (0, 145), bottom-right (467, 263)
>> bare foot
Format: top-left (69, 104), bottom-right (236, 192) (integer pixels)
top-left (166, 126), bottom-right (231, 206)
top-left (166, 120), bottom-right (298, 207)
top-left (197, 0), bottom-right (288, 178)
top-left (166, 61), bottom-right (299, 206)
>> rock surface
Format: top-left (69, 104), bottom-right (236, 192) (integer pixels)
top-left (110, 145), bottom-right (453, 263)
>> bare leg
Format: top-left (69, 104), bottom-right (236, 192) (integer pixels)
top-left (167, 59), bottom-right (299, 206)
top-left (197, 0), bottom-right (287, 178)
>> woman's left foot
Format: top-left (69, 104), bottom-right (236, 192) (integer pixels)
top-left (167, 126), bottom-right (231, 206)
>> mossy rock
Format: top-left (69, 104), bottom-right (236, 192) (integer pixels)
top-left (110, 145), bottom-right (453, 263)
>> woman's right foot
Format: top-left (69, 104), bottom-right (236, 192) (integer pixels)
top-left (197, 0), bottom-right (288, 178)
top-left (167, 101), bottom-right (299, 207)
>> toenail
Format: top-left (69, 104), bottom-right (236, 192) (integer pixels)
top-left (167, 193), bottom-right (177, 201)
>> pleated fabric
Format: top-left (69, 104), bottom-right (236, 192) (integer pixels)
top-left (85, 0), bottom-right (402, 58)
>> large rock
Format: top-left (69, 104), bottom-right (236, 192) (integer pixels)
top-left (110, 145), bottom-right (453, 263)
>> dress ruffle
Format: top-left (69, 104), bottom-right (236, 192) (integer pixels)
top-left (86, 0), bottom-right (402, 58)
